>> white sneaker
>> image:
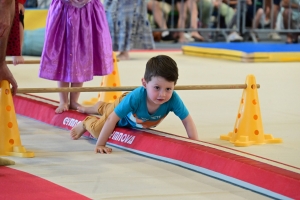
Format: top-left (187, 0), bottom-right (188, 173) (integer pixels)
top-left (184, 33), bottom-right (194, 42)
top-left (268, 32), bottom-right (281, 40)
top-left (228, 32), bottom-right (243, 42)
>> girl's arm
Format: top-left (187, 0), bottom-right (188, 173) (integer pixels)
top-left (95, 111), bottom-right (120, 154)
top-left (182, 114), bottom-right (199, 140)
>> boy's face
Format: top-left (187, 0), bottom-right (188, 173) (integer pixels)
top-left (142, 76), bottom-right (175, 105)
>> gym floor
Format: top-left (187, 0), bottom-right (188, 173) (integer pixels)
top-left (4, 50), bottom-right (300, 199)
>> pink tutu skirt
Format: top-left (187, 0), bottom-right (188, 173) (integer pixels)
top-left (39, 0), bottom-right (113, 83)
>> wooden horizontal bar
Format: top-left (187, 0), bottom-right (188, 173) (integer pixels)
top-left (16, 84), bottom-right (260, 94)
top-left (6, 60), bottom-right (40, 65)
top-left (6, 58), bottom-right (119, 65)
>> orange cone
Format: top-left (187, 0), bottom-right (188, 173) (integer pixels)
top-left (0, 80), bottom-right (34, 157)
top-left (83, 52), bottom-right (122, 105)
top-left (220, 75), bottom-right (282, 147)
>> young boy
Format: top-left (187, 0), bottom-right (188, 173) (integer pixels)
top-left (70, 55), bottom-right (199, 154)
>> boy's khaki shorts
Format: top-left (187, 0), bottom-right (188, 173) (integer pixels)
top-left (83, 92), bottom-right (128, 138)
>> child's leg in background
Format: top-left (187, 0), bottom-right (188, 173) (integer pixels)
top-left (56, 81), bottom-right (70, 114)
top-left (69, 82), bottom-right (83, 110)
top-left (12, 4), bottom-right (25, 65)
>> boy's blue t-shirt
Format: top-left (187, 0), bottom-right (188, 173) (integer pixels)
top-left (114, 86), bottom-right (189, 129)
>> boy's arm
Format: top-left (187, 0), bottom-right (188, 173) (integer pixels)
top-left (95, 111), bottom-right (120, 154)
top-left (182, 114), bottom-right (199, 140)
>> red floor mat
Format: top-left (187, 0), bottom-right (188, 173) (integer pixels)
top-left (0, 166), bottom-right (90, 200)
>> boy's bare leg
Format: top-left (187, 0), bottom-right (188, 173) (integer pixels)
top-left (70, 121), bottom-right (86, 139)
top-left (70, 82), bottom-right (83, 110)
top-left (56, 81), bottom-right (69, 114)
top-left (77, 101), bottom-right (103, 114)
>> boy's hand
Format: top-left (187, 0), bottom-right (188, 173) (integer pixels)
top-left (95, 145), bottom-right (112, 154)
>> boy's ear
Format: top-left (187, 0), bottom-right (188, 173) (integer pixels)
top-left (141, 78), bottom-right (147, 88)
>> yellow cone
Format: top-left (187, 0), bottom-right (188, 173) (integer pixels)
top-left (83, 52), bottom-right (122, 105)
top-left (0, 80), bottom-right (34, 157)
top-left (220, 75), bottom-right (282, 147)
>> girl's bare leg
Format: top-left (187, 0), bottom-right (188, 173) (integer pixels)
top-left (70, 121), bottom-right (86, 139)
top-left (69, 82), bottom-right (83, 110)
top-left (12, 21), bottom-right (24, 65)
top-left (56, 81), bottom-right (69, 114)
top-left (77, 101), bottom-right (103, 114)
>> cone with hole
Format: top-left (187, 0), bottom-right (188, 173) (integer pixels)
top-left (220, 75), bottom-right (282, 147)
top-left (0, 80), bottom-right (34, 157)
top-left (83, 52), bottom-right (122, 104)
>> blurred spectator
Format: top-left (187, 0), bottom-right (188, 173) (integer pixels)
top-left (147, 0), bottom-right (174, 41)
top-left (24, 0), bottom-right (37, 7)
top-left (282, 0), bottom-right (300, 43)
top-left (153, 0), bottom-right (204, 42)
top-left (246, 0), bottom-right (264, 41)
top-left (198, 0), bottom-right (240, 41)
top-left (225, 0), bottom-right (265, 42)
top-left (186, 0), bottom-right (205, 41)
top-left (105, 0), bottom-right (155, 60)
top-left (154, 0), bottom-right (189, 42)
top-left (265, 0), bottom-right (282, 40)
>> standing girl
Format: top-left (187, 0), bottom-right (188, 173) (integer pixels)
top-left (7, 0), bottom-right (23, 61)
top-left (39, 0), bottom-right (113, 114)
top-left (104, 0), bottom-right (155, 60)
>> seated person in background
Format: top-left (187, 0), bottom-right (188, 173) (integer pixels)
top-left (198, 0), bottom-right (240, 41)
top-left (147, 0), bottom-right (174, 41)
top-left (264, 0), bottom-right (282, 40)
top-left (225, 0), bottom-right (264, 42)
top-left (153, 0), bottom-right (204, 42)
top-left (245, 0), bottom-right (264, 41)
top-left (70, 55), bottom-right (199, 154)
top-left (282, 0), bottom-right (300, 43)
top-left (185, 0), bottom-right (205, 41)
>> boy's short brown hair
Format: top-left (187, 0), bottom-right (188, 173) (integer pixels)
top-left (144, 55), bottom-right (179, 84)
